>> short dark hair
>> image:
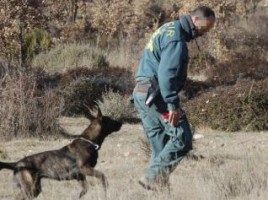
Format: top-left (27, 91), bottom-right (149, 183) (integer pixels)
top-left (190, 6), bottom-right (215, 19)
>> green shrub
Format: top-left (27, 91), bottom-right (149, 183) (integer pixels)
top-left (0, 148), bottom-right (8, 159)
top-left (25, 28), bottom-right (52, 58)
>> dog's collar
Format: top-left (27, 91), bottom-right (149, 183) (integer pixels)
top-left (78, 137), bottom-right (100, 150)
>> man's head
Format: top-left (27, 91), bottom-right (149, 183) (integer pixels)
top-left (190, 6), bottom-right (216, 37)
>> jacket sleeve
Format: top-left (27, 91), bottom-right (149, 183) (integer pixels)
top-left (157, 41), bottom-right (186, 111)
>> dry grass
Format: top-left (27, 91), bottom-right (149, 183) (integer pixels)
top-left (0, 73), bottom-right (63, 140)
top-left (97, 90), bottom-right (137, 122)
top-left (0, 2), bottom-right (267, 198)
top-left (32, 43), bottom-right (109, 74)
top-left (0, 120), bottom-right (268, 200)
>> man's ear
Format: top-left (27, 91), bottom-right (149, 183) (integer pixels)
top-left (192, 16), bottom-right (199, 24)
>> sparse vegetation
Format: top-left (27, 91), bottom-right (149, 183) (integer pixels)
top-left (0, 1), bottom-right (267, 198)
top-left (0, 71), bottom-right (63, 140)
top-left (32, 43), bottom-right (110, 73)
top-left (97, 90), bottom-right (138, 122)
top-left (58, 66), bottom-right (134, 117)
top-left (0, 0), bottom-right (267, 137)
top-left (185, 78), bottom-right (268, 132)
top-left (1, 125), bottom-right (268, 199)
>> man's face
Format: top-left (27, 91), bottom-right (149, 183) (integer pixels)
top-left (192, 16), bottom-right (215, 37)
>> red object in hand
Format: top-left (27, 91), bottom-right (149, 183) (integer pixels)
top-left (161, 112), bottom-right (170, 121)
top-left (161, 109), bottom-right (184, 126)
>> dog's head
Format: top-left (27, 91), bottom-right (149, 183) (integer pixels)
top-left (95, 107), bottom-right (123, 134)
top-left (82, 106), bottom-right (122, 145)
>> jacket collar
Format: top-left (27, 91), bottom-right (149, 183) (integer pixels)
top-left (180, 15), bottom-right (198, 42)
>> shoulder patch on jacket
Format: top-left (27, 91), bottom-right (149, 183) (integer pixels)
top-left (146, 27), bottom-right (164, 52)
top-left (146, 21), bottom-right (181, 52)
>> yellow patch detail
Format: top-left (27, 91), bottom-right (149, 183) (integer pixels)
top-left (145, 22), bottom-right (176, 51)
top-left (166, 23), bottom-right (175, 37)
top-left (146, 28), bottom-right (163, 52)
top-left (167, 30), bottom-right (175, 37)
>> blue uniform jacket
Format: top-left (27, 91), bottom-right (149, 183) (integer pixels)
top-left (136, 19), bottom-right (189, 111)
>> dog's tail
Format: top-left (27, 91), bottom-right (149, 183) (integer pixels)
top-left (0, 161), bottom-right (17, 171)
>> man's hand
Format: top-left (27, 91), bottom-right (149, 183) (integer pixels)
top-left (168, 109), bottom-right (183, 127)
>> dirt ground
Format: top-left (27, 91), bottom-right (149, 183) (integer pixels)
top-left (0, 117), bottom-right (268, 200)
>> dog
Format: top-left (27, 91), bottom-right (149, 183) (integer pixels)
top-left (0, 107), bottom-right (122, 199)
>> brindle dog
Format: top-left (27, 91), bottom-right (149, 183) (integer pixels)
top-left (0, 107), bottom-right (122, 199)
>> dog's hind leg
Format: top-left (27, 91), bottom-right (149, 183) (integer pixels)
top-left (32, 175), bottom-right (42, 198)
top-left (15, 170), bottom-right (34, 200)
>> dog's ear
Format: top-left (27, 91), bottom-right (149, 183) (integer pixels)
top-left (83, 104), bottom-right (103, 121)
top-left (83, 104), bottom-right (96, 121)
top-left (96, 106), bottom-right (103, 121)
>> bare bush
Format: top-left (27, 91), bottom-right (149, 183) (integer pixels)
top-left (185, 78), bottom-right (268, 132)
top-left (1, 0), bottom-right (267, 135)
top-left (186, 1), bottom-right (267, 83)
top-left (58, 66), bottom-right (134, 117)
top-left (97, 90), bottom-right (138, 122)
top-left (0, 72), bottom-right (63, 140)
top-left (203, 8), bottom-right (268, 84)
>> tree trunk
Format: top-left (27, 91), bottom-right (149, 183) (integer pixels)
top-left (69, 0), bottom-right (78, 23)
top-left (72, 0), bottom-right (78, 23)
top-left (19, 16), bottom-right (28, 69)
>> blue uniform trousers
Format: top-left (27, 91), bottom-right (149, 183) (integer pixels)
top-left (133, 88), bottom-right (193, 180)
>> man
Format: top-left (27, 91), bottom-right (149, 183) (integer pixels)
top-left (133, 6), bottom-right (215, 190)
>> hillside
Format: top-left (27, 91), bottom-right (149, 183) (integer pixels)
top-left (0, 0), bottom-right (267, 138)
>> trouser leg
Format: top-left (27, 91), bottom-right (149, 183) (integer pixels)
top-left (133, 91), bottom-right (192, 180)
top-left (133, 92), bottom-right (167, 166)
top-left (152, 116), bottom-right (193, 176)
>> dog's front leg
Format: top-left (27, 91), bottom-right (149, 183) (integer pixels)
top-left (78, 175), bottom-right (88, 198)
top-left (80, 167), bottom-right (108, 193)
